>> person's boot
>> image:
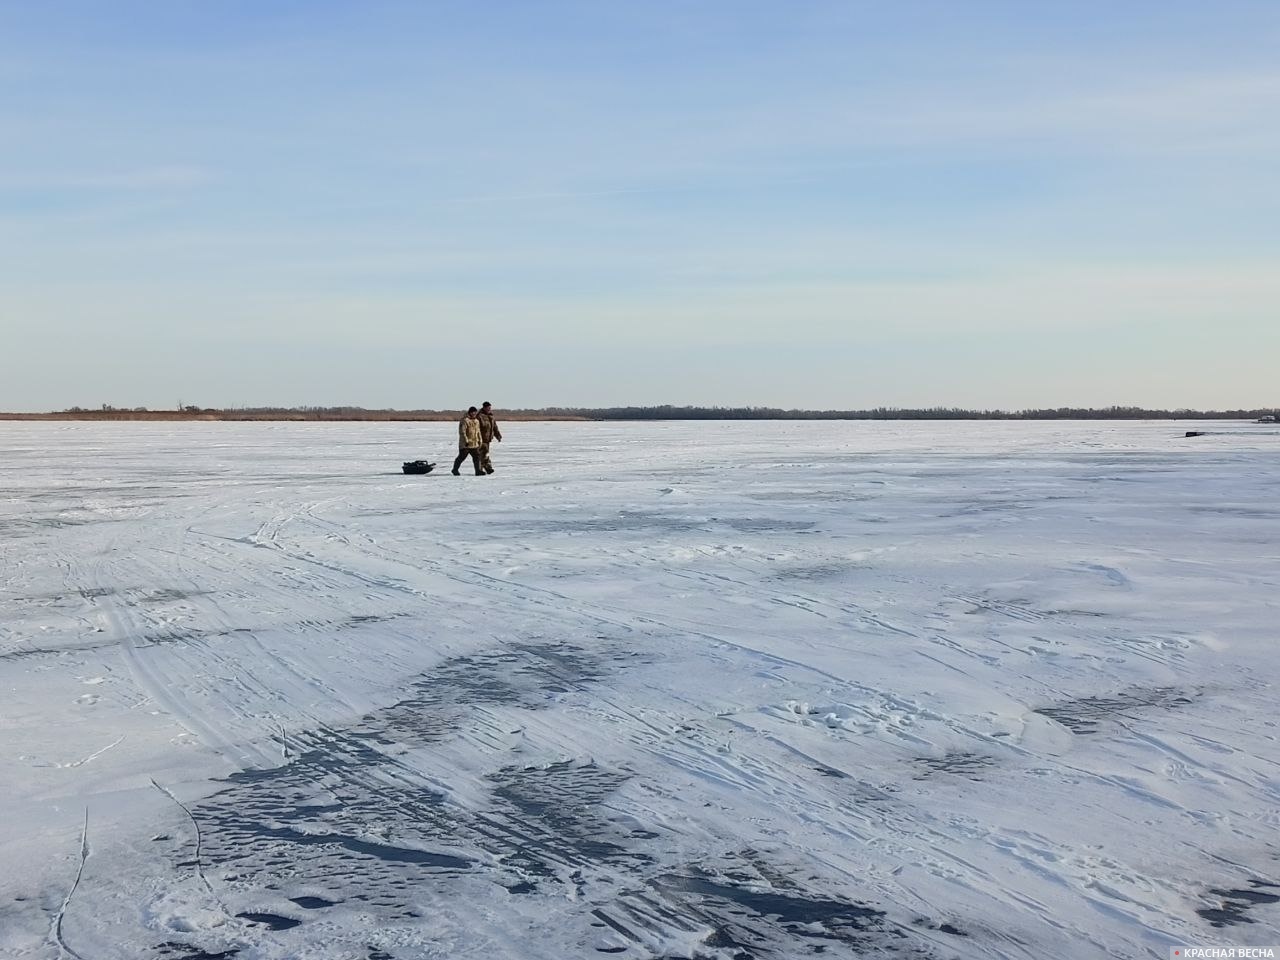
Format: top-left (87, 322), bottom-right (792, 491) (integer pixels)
top-left (485, 466), bottom-right (495, 474)
top-left (451, 468), bottom-right (460, 475)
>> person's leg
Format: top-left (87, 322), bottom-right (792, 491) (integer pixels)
top-left (479, 442), bottom-right (493, 473)
top-left (452, 450), bottom-right (468, 475)
top-left (469, 449), bottom-right (484, 475)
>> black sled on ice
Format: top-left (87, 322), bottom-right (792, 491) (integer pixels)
top-left (402, 460), bottom-right (436, 475)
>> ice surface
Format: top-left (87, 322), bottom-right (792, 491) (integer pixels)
top-left (1, 419), bottom-right (1278, 959)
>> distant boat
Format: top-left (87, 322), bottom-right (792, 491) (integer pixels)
top-left (1256, 415), bottom-right (1279, 423)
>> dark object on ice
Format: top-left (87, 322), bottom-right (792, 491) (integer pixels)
top-left (1185, 431), bottom-right (1206, 437)
top-left (402, 460), bottom-right (436, 474)
top-left (1196, 881), bottom-right (1280, 927)
top-left (1034, 686), bottom-right (1195, 735)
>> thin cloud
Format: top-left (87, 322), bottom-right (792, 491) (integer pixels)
top-left (440, 183), bottom-right (718, 205)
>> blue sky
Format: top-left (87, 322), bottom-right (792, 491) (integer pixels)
top-left (1, 1), bottom-right (1277, 410)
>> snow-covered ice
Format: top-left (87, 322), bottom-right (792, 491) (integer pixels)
top-left (1, 419), bottom-right (1278, 959)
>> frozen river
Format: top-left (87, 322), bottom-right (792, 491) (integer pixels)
top-left (1, 420), bottom-right (1278, 959)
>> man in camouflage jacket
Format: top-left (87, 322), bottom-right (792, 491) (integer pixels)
top-left (452, 407), bottom-right (484, 475)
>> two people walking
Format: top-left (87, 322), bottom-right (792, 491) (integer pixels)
top-left (452, 401), bottom-right (502, 475)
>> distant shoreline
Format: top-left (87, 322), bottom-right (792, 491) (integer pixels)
top-left (0, 411), bottom-right (588, 423)
top-left (1, 406), bottom-right (1276, 423)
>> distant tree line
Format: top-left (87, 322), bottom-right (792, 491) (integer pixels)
top-left (565, 404), bottom-right (1280, 421)
top-left (63, 404), bottom-right (153, 413)
top-left (26, 403), bottom-right (1278, 421)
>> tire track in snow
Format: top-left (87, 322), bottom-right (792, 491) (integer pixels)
top-left (73, 533), bottom-right (268, 769)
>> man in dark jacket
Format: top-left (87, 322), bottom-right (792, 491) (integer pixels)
top-left (477, 401), bottom-right (502, 474)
